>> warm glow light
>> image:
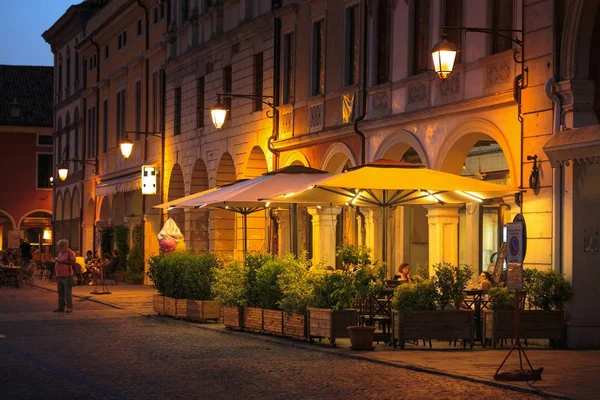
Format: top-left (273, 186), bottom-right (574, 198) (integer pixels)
top-left (265, 201), bottom-right (271, 207)
top-left (431, 35), bottom-right (458, 80)
top-left (42, 229), bottom-right (52, 240)
top-left (427, 190), bottom-right (442, 203)
top-left (351, 190), bottom-right (363, 205)
top-left (456, 190), bottom-right (483, 203)
top-left (283, 192), bottom-right (296, 198)
top-left (465, 191), bottom-right (485, 200)
top-left (58, 164), bottom-right (69, 181)
top-left (167, 206), bottom-right (176, 211)
top-left (211, 98), bottom-right (228, 129)
top-left (120, 137), bottom-right (134, 159)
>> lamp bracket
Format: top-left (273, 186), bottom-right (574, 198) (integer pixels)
top-left (441, 26), bottom-right (523, 48)
top-left (217, 92), bottom-right (276, 118)
top-left (124, 130), bottom-right (162, 139)
top-left (69, 158), bottom-right (99, 174)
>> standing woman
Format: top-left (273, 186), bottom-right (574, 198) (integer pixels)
top-left (54, 239), bottom-right (76, 313)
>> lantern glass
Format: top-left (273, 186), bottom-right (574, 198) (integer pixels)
top-left (211, 101), bottom-right (228, 129)
top-left (58, 166), bottom-right (68, 181)
top-left (120, 139), bottom-right (134, 159)
top-left (431, 36), bottom-right (458, 80)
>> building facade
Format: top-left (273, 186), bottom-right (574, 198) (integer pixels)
top-left (47, 0), bottom-right (600, 347)
top-left (0, 65), bottom-right (54, 252)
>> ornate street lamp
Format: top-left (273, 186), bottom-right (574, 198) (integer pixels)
top-left (118, 131), bottom-right (162, 159)
top-left (431, 34), bottom-right (458, 80)
top-left (210, 93), bottom-right (274, 130)
top-left (56, 157), bottom-right (98, 181)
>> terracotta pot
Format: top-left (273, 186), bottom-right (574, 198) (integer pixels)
top-left (347, 326), bottom-right (376, 351)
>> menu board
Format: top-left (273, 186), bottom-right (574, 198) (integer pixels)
top-left (507, 262), bottom-right (523, 290)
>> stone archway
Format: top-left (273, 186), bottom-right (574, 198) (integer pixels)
top-left (70, 188), bottom-right (81, 251)
top-left (167, 164), bottom-right (185, 233)
top-left (283, 151), bottom-right (310, 167)
top-left (212, 153), bottom-right (236, 257)
top-left (0, 210), bottom-right (16, 251)
top-left (320, 142), bottom-right (358, 173)
top-left (19, 210), bottom-right (52, 253)
top-left (83, 197), bottom-right (95, 254)
top-left (244, 147), bottom-right (269, 253)
top-left (112, 192), bottom-right (127, 226)
top-left (61, 190), bottom-right (72, 245)
top-left (189, 159), bottom-right (210, 253)
top-left (374, 129), bottom-right (430, 167)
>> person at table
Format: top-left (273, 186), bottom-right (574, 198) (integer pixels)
top-left (477, 271), bottom-right (494, 291)
top-left (19, 238), bottom-right (32, 268)
top-left (54, 239), bottom-right (76, 313)
top-left (104, 251), bottom-right (120, 283)
top-left (394, 263), bottom-right (412, 282)
top-left (84, 250), bottom-right (94, 264)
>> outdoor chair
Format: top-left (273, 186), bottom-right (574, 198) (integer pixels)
top-left (20, 265), bottom-right (35, 287)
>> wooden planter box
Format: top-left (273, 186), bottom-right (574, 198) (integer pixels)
top-left (175, 299), bottom-right (188, 319)
top-left (186, 300), bottom-right (221, 322)
top-left (152, 294), bottom-right (165, 315)
top-left (307, 308), bottom-right (358, 346)
top-left (483, 310), bottom-right (565, 347)
top-left (243, 307), bottom-right (264, 332)
top-left (392, 310), bottom-right (475, 349)
top-left (283, 313), bottom-right (307, 340)
top-left (223, 306), bottom-right (244, 329)
top-left (164, 296), bottom-right (177, 317)
top-left (263, 309), bottom-right (284, 336)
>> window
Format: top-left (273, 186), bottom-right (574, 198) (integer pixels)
top-left (444, 0), bottom-right (463, 64)
top-left (74, 52), bottom-right (80, 90)
top-left (118, 31), bottom-right (127, 49)
top-left (182, 0), bottom-right (189, 21)
top-left (160, 2), bottom-right (165, 19)
top-left (37, 153), bottom-right (53, 189)
top-left (412, 0), bottom-right (430, 75)
top-left (58, 56), bottom-right (63, 100)
top-left (311, 20), bottom-right (325, 96)
top-left (87, 107), bottom-right (97, 158)
top-left (66, 48), bottom-right (71, 91)
top-left (345, 6), bottom-right (359, 87)
top-left (254, 53), bottom-right (264, 111)
top-left (153, 7), bottom-right (158, 23)
top-left (123, 31), bottom-right (127, 47)
top-left (74, 111), bottom-right (79, 161)
top-left (174, 87), bottom-right (182, 135)
top-left (135, 81), bottom-right (142, 140)
top-left (152, 71), bottom-right (160, 132)
top-left (116, 90), bottom-right (126, 143)
top-left (196, 77), bottom-right (205, 128)
top-left (223, 66), bottom-right (232, 121)
top-left (282, 33), bottom-right (295, 104)
top-left (137, 19), bottom-right (142, 36)
top-left (491, 0), bottom-right (513, 54)
top-left (105, 44), bottom-right (109, 59)
top-left (37, 135), bottom-right (53, 146)
top-left (102, 100), bottom-right (108, 153)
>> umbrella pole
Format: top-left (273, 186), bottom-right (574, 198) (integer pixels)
top-left (382, 190), bottom-right (388, 267)
top-left (242, 212), bottom-right (248, 257)
top-left (291, 203), bottom-right (298, 257)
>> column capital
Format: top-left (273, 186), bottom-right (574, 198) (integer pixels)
top-left (307, 206), bottom-right (343, 219)
top-left (424, 205), bottom-right (461, 217)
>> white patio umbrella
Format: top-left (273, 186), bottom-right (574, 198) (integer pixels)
top-left (155, 165), bottom-right (331, 254)
top-left (263, 159), bottom-right (522, 264)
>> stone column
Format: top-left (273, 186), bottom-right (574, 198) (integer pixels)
top-left (276, 209), bottom-right (291, 256)
top-left (425, 205), bottom-right (460, 276)
top-left (362, 208), bottom-right (376, 258)
top-left (464, 202), bottom-right (481, 282)
top-left (307, 206), bottom-right (342, 267)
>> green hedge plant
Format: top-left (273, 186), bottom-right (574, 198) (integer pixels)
top-left (392, 280), bottom-right (438, 311)
top-left (277, 253), bottom-right (314, 315)
top-left (433, 263), bottom-right (473, 310)
top-left (212, 259), bottom-right (249, 307)
top-left (488, 287), bottom-right (515, 310)
top-left (127, 224), bottom-right (145, 283)
top-left (529, 269), bottom-right (573, 311)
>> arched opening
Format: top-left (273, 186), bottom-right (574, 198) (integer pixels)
top-left (189, 159), bottom-right (209, 253)
top-left (244, 146), bottom-right (268, 253)
top-left (61, 190), bottom-right (72, 246)
top-left (19, 211), bottom-right (52, 253)
top-left (83, 198), bottom-right (95, 254)
top-left (379, 142), bottom-right (428, 277)
top-left (213, 153), bottom-right (236, 257)
top-left (112, 192), bottom-right (127, 226)
top-left (0, 210), bottom-right (16, 251)
top-left (70, 188), bottom-right (81, 251)
top-left (167, 164), bottom-right (185, 234)
top-left (441, 133), bottom-right (512, 275)
top-left (98, 196), bottom-right (111, 223)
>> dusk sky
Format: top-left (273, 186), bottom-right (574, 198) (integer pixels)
top-left (0, 1), bottom-right (77, 66)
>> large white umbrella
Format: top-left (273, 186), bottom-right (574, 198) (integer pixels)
top-left (263, 159), bottom-right (522, 263)
top-left (155, 165), bottom-right (331, 254)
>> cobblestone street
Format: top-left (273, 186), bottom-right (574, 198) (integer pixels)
top-left (0, 287), bottom-right (549, 400)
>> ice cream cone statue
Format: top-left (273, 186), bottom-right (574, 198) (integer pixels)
top-left (157, 218), bottom-right (186, 253)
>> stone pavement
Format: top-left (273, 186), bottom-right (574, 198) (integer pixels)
top-left (34, 278), bottom-right (599, 400)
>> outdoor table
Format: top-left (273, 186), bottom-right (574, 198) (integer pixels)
top-left (364, 287), bottom-right (395, 344)
top-left (462, 289), bottom-right (489, 342)
top-left (1, 266), bottom-right (22, 288)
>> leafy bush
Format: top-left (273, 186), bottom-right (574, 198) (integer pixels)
top-left (255, 257), bottom-right (287, 310)
top-left (522, 268), bottom-right (538, 309)
top-left (212, 259), bottom-right (248, 307)
top-left (415, 262), bottom-right (429, 279)
top-left (433, 263), bottom-right (473, 310)
top-left (112, 225), bottom-right (129, 271)
top-left (100, 226), bottom-right (113, 257)
top-left (529, 269), bottom-right (573, 311)
top-left (277, 253), bottom-right (314, 315)
top-left (488, 287), bottom-right (515, 310)
top-left (146, 252), bottom-right (219, 299)
top-left (312, 270), bottom-right (357, 310)
top-left (127, 224), bottom-right (145, 282)
top-left (243, 251), bottom-right (273, 307)
top-left (392, 280), bottom-right (438, 311)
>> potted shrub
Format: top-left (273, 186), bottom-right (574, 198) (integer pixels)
top-left (483, 269), bottom-right (573, 348)
top-left (213, 258), bottom-right (249, 329)
top-left (148, 254), bottom-right (166, 315)
top-left (241, 252), bottom-right (274, 333)
top-left (182, 252), bottom-right (221, 322)
top-left (126, 224), bottom-right (145, 284)
top-left (277, 253), bottom-right (314, 340)
top-left (254, 255), bottom-right (288, 335)
top-left (391, 263), bottom-right (475, 349)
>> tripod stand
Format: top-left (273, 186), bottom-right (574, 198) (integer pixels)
top-left (90, 263), bottom-right (111, 295)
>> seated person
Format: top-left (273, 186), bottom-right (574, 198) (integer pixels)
top-left (393, 263), bottom-right (411, 282)
top-left (84, 250), bottom-right (93, 264)
top-left (74, 252), bottom-right (86, 285)
top-left (477, 271), bottom-right (494, 291)
top-left (104, 251), bottom-right (121, 283)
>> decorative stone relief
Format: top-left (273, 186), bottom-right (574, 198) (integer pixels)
top-left (342, 93), bottom-right (355, 124)
top-left (279, 107), bottom-right (293, 137)
top-left (407, 81), bottom-right (428, 104)
top-left (439, 74), bottom-right (460, 97)
top-left (308, 102), bottom-right (323, 132)
top-left (371, 91), bottom-right (390, 118)
top-left (486, 61), bottom-right (511, 87)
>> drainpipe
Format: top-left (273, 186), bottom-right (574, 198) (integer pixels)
top-left (353, 0), bottom-right (368, 166)
top-left (545, 78), bottom-right (563, 274)
top-left (268, 11), bottom-right (281, 170)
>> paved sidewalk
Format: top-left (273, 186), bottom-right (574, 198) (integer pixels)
top-left (35, 279), bottom-right (599, 400)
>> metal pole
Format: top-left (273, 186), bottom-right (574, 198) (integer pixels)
top-left (242, 212), bottom-right (248, 256)
top-left (291, 203), bottom-right (298, 257)
top-left (382, 190), bottom-right (388, 266)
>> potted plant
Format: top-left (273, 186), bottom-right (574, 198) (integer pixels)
top-left (213, 258), bottom-right (249, 329)
top-left (277, 253), bottom-right (313, 340)
top-left (483, 269), bottom-right (573, 348)
top-left (148, 254), bottom-right (166, 315)
top-left (391, 263), bottom-right (475, 349)
top-left (126, 224), bottom-right (145, 284)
